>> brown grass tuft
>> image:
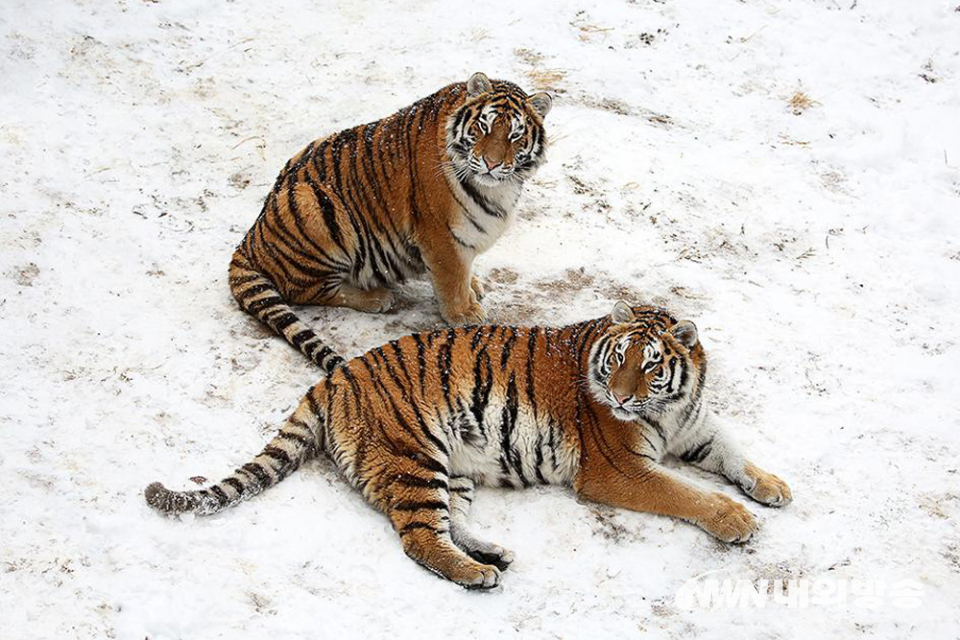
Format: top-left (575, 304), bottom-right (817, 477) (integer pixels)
top-left (514, 48), bottom-right (566, 92)
top-left (526, 68), bottom-right (567, 92)
top-left (788, 90), bottom-right (819, 115)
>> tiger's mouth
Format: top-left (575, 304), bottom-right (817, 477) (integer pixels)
top-left (472, 170), bottom-right (508, 186)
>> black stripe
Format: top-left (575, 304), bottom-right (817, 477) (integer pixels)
top-left (526, 327), bottom-right (539, 419)
top-left (626, 445), bottom-right (658, 463)
top-left (277, 429), bottom-right (313, 448)
top-left (387, 340), bottom-right (416, 391)
top-left (371, 346), bottom-right (411, 402)
top-left (459, 176), bottom-right (506, 218)
top-left (647, 416), bottom-right (667, 443)
top-left (470, 325), bottom-right (487, 351)
top-left (500, 374), bottom-right (529, 487)
top-left (272, 312), bottom-right (299, 333)
top-left (413, 333), bottom-right (428, 394)
top-left (291, 329), bottom-right (315, 348)
top-left (392, 500), bottom-right (449, 512)
top-left (359, 356), bottom-right (435, 453)
top-left (399, 522), bottom-right (436, 536)
top-left (469, 350), bottom-right (493, 437)
top-left (681, 440), bottom-right (713, 463)
top-left (229, 272), bottom-right (261, 287)
top-left (437, 329), bottom-right (456, 416)
top-left (500, 327), bottom-right (517, 368)
top-left (242, 462), bottom-right (272, 487)
top-left (236, 282), bottom-right (274, 302)
top-left (302, 166), bottom-right (349, 256)
top-left (262, 445), bottom-right (293, 466)
top-left (210, 485), bottom-right (230, 505)
top-left (247, 295), bottom-right (285, 314)
top-left (395, 475), bottom-right (449, 491)
top-left (450, 227), bottom-right (477, 250)
top-left (407, 452), bottom-right (447, 474)
top-left (223, 477), bottom-right (245, 494)
top-left (641, 432), bottom-right (659, 452)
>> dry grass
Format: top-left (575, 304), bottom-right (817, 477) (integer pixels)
top-left (468, 28), bottom-right (491, 43)
top-left (647, 113), bottom-right (673, 127)
top-left (514, 48), bottom-right (567, 93)
top-left (778, 134), bottom-right (810, 146)
top-left (513, 47), bottom-right (544, 66)
top-left (569, 12), bottom-right (613, 42)
top-left (573, 22), bottom-right (613, 42)
top-left (526, 68), bottom-right (567, 92)
top-left (788, 90), bottom-right (819, 115)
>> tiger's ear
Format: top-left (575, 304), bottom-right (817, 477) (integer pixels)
top-left (528, 92), bottom-right (553, 117)
top-left (467, 72), bottom-right (493, 96)
top-left (610, 301), bottom-right (635, 324)
top-left (670, 320), bottom-right (699, 348)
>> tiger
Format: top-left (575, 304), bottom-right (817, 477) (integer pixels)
top-left (228, 72), bottom-right (552, 373)
top-left (145, 302), bottom-right (792, 589)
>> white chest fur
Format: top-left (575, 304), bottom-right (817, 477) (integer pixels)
top-left (447, 176), bottom-right (522, 256)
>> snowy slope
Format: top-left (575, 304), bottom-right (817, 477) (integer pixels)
top-left (1, 0), bottom-right (959, 637)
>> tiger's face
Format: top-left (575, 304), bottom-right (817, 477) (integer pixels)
top-left (447, 72), bottom-right (552, 187)
top-left (588, 302), bottom-right (702, 421)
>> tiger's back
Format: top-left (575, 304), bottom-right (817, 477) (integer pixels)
top-left (235, 86), bottom-right (462, 303)
top-left (318, 323), bottom-right (594, 496)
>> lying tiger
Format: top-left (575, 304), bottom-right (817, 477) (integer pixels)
top-left (229, 72), bottom-right (552, 373)
top-left (145, 303), bottom-right (792, 589)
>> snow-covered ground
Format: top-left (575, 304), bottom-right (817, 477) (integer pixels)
top-left (2, 0), bottom-right (959, 637)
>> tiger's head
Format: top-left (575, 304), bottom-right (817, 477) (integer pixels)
top-left (446, 72), bottom-right (552, 187)
top-left (588, 302), bottom-right (705, 421)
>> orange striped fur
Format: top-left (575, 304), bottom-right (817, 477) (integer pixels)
top-left (229, 72), bottom-right (552, 373)
top-left (147, 303), bottom-right (791, 589)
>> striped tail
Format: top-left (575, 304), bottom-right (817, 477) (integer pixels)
top-left (229, 247), bottom-right (345, 375)
top-left (145, 391), bottom-right (324, 516)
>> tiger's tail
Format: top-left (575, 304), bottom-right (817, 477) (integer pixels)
top-left (229, 247), bottom-right (345, 375)
top-left (145, 389), bottom-right (325, 516)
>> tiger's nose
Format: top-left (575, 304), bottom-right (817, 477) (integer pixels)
top-left (613, 392), bottom-right (630, 405)
top-left (483, 156), bottom-right (501, 171)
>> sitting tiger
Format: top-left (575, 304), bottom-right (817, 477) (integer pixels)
top-left (229, 72), bottom-right (552, 373)
top-left (145, 302), bottom-right (792, 589)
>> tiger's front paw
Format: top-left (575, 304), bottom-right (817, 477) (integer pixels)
top-left (470, 276), bottom-right (486, 301)
top-left (699, 493), bottom-right (758, 544)
top-left (743, 465), bottom-right (792, 507)
top-left (460, 541), bottom-right (514, 572)
top-left (454, 561), bottom-right (502, 591)
top-left (338, 286), bottom-right (395, 314)
top-left (441, 301), bottom-right (486, 326)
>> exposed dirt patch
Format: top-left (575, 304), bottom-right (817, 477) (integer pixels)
top-left (487, 267), bottom-right (520, 285)
top-left (9, 262), bottom-right (40, 287)
top-left (588, 506), bottom-right (644, 544)
top-left (536, 267), bottom-right (596, 296)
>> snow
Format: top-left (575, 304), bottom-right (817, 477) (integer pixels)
top-left (2, 0), bottom-right (959, 637)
